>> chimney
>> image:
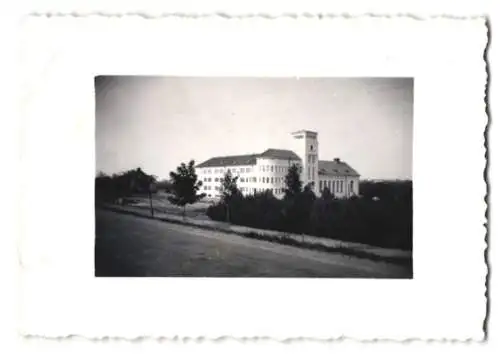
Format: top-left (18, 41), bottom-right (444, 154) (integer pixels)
top-left (334, 158), bottom-right (340, 162)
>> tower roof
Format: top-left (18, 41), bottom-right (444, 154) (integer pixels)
top-left (291, 130), bottom-right (318, 138)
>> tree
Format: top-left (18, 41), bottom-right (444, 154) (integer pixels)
top-left (134, 168), bottom-right (158, 217)
top-left (321, 186), bottom-right (334, 201)
top-left (296, 184), bottom-right (317, 237)
top-left (168, 160), bottom-right (205, 219)
top-left (219, 170), bottom-right (241, 222)
top-left (156, 179), bottom-right (173, 193)
top-left (284, 164), bottom-right (303, 200)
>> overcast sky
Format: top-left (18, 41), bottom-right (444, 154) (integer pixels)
top-left (95, 76), bottom-right (413, 180)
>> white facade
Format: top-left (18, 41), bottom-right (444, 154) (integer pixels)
top-left (195, 130), bottom-right (360, 199)
top-left (195, 157), bottom-right (301, 199)
top-left (318, 174), bottom-right (360, 199)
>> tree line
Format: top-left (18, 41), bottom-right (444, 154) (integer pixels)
top-left (96, 161), bottom-right (412, 250)
top-left (95, 168), bottom-right (157, 204)
top-left (205, 164), bottom-right (412, 250)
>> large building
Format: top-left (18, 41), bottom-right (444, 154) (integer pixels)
top-left (195, 130), bottom-right (360, 199)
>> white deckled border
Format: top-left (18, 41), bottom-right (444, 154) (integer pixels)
top-left (18, 15), bottom-right (488, 341)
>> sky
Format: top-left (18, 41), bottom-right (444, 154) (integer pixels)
top-left (95, 76), bottom-right (413, 180)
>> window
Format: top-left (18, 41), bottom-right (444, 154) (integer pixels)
top-left (231, 168), bottom-right (236, 173)
top-left (270, 166), bottom-right (274, 172)
top-left (246, 168), bottom-right (251, 173)
top-left (266, 177), bottom-right (270, 184)
top-left (240, 177), bottom-right (245, 182)
top-left (319, 181), bottom-right (323, 191)
top-left (208, 178), bottom-right (211, 182)
top-left (208, 170), bottom-right (212, 174)
top-left (253, 177), bottom-right (256, 182)
top-left (214, 178), bottom-right (218, 182)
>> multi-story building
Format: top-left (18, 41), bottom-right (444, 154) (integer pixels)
top-left (195, 130), bottom-right (360, 199)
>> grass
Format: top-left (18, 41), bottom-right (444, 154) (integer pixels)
top-left (98, 204), bottom-right (412, 271)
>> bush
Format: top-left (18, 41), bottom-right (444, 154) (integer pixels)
top-left (207, 181), bottom-right (412, 250)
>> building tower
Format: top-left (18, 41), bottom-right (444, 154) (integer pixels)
top-left (291, 130), bottom-right (319, 196)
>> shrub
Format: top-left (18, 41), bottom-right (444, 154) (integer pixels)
top-left (207, 179), bottom-right (412, 250)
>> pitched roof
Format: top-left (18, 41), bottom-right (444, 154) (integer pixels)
top-left (196, 154), bottom-right (259, 168)
top-left (259, 149), bottom-right (301, 161)
top-left (318, 159), bottom-right (360, 177)
top-left (196, 149), bottom-right (301, 168)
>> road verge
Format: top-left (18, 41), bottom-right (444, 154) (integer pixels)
top-left (98, 204), bottom-right (412, 271)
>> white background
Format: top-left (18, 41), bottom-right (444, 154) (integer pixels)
top-left (1, 0), bottom-right (499, 356)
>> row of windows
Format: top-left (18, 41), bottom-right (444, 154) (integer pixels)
top-left (241, 187), bottom-right (285, 195)
top-left (202, 167), bottom-right (253, 175)
top-left (318, 180), bottom-right (355, 193)
top-left (260, 176), bottom-right (285, 184)
top-left (204, 176), bottom-right (258, 183)
top-left (258, 164), bottom-right (299, 173)
top-left (307, 154), bottom-right (317, 164)
top-left (202, 164), bottom-right (303, 177)
top-left (203, 176), bottom-right (288, 184)
top-left (202, 186), bottom-right (286, 195)
top-left (307, 165), bottom-right (316, 181)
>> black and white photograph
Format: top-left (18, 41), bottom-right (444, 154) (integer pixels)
top-left (18, 14), bottom-right (488, 343)
top-left (94, 76), bottom-right (413, 278)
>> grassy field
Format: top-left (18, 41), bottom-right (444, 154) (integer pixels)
top-left (119, 192), bottom-right (213, 220)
